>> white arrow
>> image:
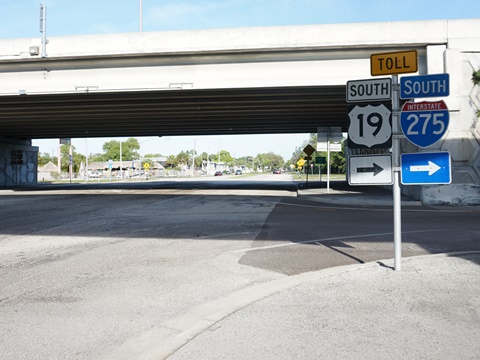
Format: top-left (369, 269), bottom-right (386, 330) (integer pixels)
top-left (410, 161), bottom-right (441, 176)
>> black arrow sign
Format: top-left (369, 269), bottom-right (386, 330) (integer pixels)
top-left (357, 163), bottom-right (384, 176)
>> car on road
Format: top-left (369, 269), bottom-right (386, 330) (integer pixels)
top-left (214, 171), bottom-right (223, 176)
top-left (235, 169), bottom-right (242, 175)
top-left (273, 169), bottom-right (281, 174)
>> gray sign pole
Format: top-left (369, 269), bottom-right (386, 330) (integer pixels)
top-left (327, 138), bottom-right (330, 193)
top-left (392, 75), bottom-right (402, 271)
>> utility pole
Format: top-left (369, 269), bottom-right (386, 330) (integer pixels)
top-left (191, 139), bottom-right (196, 177)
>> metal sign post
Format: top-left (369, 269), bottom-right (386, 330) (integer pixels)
top-left (370, 50), bottom-right (417, 271)
top-left (392, 75), bottom-right (402, 271)
top-left (326, 141), bottom-right (330, 193)
top-left (318, 127), bottom-right (342, 193)
top-left (347, 50), bottom-right (420, 271)
top-left (303, 145), bottom-right (315, 188)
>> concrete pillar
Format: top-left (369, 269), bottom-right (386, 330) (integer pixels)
top-left (0, 137), bottom-right (38, 187)
top-left (419, 48), bottom-right (480, 204)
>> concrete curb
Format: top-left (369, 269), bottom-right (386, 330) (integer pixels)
top-left (100, 251), bottom-right (480, 360)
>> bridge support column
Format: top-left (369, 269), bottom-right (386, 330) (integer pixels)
top-left (399, 46), bottom-right (480, 205)
top-left (0, 137), bottom-right (38, 187)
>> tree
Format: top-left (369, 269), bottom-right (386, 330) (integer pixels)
top-left (327, 142), bottom-right (346, 174)
top-left (89, 153), bottom-right (106, 163)
top-left (473, 69), bottom-right (480, 118)
top-left (102, 138), bottom-right (140, 161)
top-left (143, 153), bottom-right (162, 158)
top-left (293, 132), bottom-right (346, 174)
top-left (194, 152), bottom-right (207, 168)
top-left (255, 152), bottom-right (284, 170)
top-left (472, 69), bottom-right (480, 86)
top-left (59, 145), bottom-right (85, 173)
top-left (38, 152), bottom-right (57, 167)
top-left (165, 154), bottom-right (177, 169)
top-left (176, 150), bottom-right (190, 166)
top-left (289, 134), bottom-right (312, 164)
top-left (220, 150), bottom-right (234, 165)
top-left (209, 150), bottom-right (234, 164)
top-left (236, 156), bottom-right (247, 167)
top-left (245, 156), bottom-right (254, 170)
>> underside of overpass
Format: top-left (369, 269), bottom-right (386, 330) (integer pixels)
top-left (1, 18), bottom-right (479, 205)
top-left (0, 85), bottom-right (347, 140)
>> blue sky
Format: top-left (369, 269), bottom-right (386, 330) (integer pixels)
top-left (2, 0), bottom-right (479, 160)
top-left (1, 0), bottom-right (478, 38)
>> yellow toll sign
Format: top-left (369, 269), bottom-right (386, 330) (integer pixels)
top-left (371, 50), bottom-right (417, 76)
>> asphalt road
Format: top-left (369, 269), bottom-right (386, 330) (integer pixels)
top-left (1, 174), bottom-right (479, 359)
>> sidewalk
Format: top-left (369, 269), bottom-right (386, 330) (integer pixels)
top-left (167, 252), bottom-right (480, 360)
top-left (295, 180), bottom-right (422, 206)
top-left (103, 253), bottom-right (480, 360)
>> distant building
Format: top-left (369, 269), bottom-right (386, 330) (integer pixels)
top-left (38, 161), bottom-right (59, 181)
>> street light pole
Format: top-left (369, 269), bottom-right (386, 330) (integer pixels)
top-left (40, 4), bottom-right (47, 57)
top-left (191, 138), bottom-right (196, 177)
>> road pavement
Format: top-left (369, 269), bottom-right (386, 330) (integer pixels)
top-left (0, 175), bottom-right (479, 359)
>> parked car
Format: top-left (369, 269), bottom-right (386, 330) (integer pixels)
top-left (214, 171), bottom-right (223, 176)
top-left (273, 169), bottom-right (281, 174)
top-left (235, 169), bottom-right (242, 175)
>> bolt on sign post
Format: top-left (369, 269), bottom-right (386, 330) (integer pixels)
top-left (144, 162), bottom-right (150, 179)
top-left (318, 127), bottom-right (342, 193)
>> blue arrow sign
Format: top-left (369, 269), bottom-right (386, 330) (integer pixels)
top-left (400, 73), bottom-right (449, 99)
top-left (401, 152), bottom-right (451, 185)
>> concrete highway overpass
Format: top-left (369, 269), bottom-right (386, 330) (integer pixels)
top-left (0, 19), bottom-right (479, 204)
